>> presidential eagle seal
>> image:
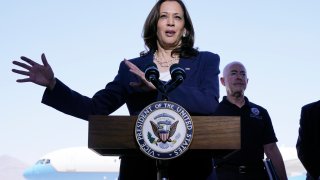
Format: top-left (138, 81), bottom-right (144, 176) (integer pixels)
top-left (135, 101), bottom-right (193, 160)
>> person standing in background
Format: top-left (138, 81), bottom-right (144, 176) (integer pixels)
top-left (297, 100), bottom-right (320, 180)
top-left (11, 0), bottom-right (220, 179)
top-left (213, 61), bottom-right (287, 180)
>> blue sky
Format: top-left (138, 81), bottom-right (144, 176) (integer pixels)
top-left (1, 0), bottom-right (320, 165)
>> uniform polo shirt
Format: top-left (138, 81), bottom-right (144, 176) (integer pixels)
top-left (214, 96), bottom-right (278, 166)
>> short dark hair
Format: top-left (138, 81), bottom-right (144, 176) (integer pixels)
top-left (141, 0), bottom-right (198, 58)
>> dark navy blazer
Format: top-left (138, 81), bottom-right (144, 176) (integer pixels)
top-left (42, 51), bottom-right (220, 119)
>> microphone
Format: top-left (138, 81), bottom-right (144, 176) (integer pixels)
top-left (144, 63), bottom-right (165, 93)
top-left (145, 63), bottom-right (159, 82)
top-left (170, 63), bottom-right (186, 82)
top-left (165, 64), bottom-right (186, 93)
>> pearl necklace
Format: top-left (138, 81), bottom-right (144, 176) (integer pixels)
top-left (153, 51), bottom-right (179, 67)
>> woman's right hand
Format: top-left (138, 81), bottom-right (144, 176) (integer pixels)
top-left (124, 59), bottom-right (156, 91)
top-left (12, 53), bottom-right (56, 90)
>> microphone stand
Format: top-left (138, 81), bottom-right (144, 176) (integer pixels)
top-left (156, 83), bottom-right (169, 180)
top-left (161, 91), bottom-right (169, 101)
top-left (160, 76), bottom-right (183, 101)
top-left (157, 159), bottom-right (169, 180)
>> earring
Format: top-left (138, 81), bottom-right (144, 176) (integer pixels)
top-left (183, 31), bottom-right (187, 37)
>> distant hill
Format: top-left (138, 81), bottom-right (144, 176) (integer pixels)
top-left (0, 155), bottom-right (30, 180)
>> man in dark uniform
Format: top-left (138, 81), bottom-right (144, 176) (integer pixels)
top-left (213, 61), bottom-right (287, 180)
top-left (296, 100), bottom-right (320, 180)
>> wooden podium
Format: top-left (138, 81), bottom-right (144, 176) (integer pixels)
top-left (88, 115), bottom-right (240, 156)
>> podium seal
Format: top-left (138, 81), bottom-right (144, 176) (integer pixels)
top-left (135, 101), bottom-right (193, 160)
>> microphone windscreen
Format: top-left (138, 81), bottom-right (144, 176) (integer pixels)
top-left (144, 63), bottom-right (159, 81)
top-left (170, 63), bottom-right (186, 80)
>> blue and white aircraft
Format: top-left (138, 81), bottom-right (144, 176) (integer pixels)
top-left (23, 147), bottom-right (120, 180)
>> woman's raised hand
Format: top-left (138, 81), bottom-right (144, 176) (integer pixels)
top-left (124, 59), bottom-right (156, 91)
top-left (12, 53), bottom-right (56, 90)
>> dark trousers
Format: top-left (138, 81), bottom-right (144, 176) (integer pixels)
top-left (215, 165), bottom-right (269, 180)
